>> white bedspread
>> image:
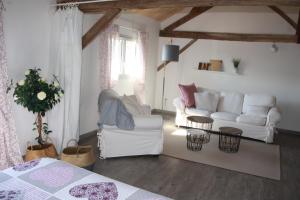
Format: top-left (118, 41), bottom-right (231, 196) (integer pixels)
top-left (0, 158), bottom-right (172, 200)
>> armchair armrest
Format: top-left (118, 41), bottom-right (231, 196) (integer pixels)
top-left (266, 107), bottom-right (281, 126)
top-left (173, 97), bottom-right (185, 113)
top-left (133, 115), bottom-right (163, 130)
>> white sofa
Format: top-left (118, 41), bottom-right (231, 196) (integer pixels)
top-left (98, 96), bottom-right (163, 159)
top-left (173, 88), bottom-right (281, 143)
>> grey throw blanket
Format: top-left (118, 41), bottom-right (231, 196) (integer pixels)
top-left (97, 89), bottom-right (135, 130)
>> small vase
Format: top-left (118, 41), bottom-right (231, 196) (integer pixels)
top-left (234, 67), bottom-right (239, 74)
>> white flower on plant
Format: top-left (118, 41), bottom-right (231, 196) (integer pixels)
top-left (25, 70), bottom-right (30, 75)
top-left (18, 80), bottom-right (25, 86)
top-left (37, 91), bottom-right (47, 101)
top-left (54, 94), bottom-right (59, 100)
top-left (14, 96), bottom-right (18, 101)
top-left (40, 77), bottom-right (46, 82)
top-left (58, 91), bottom-right (64, 97)
top-left (54, 81), bottom-right (60, 88)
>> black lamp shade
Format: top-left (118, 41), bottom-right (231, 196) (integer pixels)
top-left (162, 44), bottom-right (180, 62)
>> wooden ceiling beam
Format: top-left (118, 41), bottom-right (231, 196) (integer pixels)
top-left (297, 9), bottom-right (300, 43)
top-left (157, 39), bottom-right (198, 72)
top-left (160, 30), bottom-right (298, 43)
top-left (163, 7), bottom-right (212, 31)
top-left (269, 6), bottom-right (297, 30)
top-left (82, 9), bottom-right (121, 49)
top-left (78, 0), bottom-right (300, 13)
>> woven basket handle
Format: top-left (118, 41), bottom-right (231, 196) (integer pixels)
top-left (66, 139), bottom-right (79, 147)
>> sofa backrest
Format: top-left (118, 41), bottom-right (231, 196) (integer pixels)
top-left (217, 92), bottom-right (244, 114)
top-left (242, 94), bottom-right (276, 116)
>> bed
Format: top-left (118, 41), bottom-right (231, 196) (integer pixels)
top-left (0, 158), bottom-right (172, 200)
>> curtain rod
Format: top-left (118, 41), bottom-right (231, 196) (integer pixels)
top-left (51, 0), bottom-right (116, 7)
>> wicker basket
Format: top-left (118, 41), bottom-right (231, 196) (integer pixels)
top-left (25, 138), bottom-right (58, 161)
top-left (61, 139), bottom-right (95, 168)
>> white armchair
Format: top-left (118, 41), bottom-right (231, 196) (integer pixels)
top-left (98, 115), bottom-right (163, 158)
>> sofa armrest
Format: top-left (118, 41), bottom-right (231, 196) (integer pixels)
top-left (173, 97), bottom-right (185, 113)
top-left (266, 107), bottom-right (281, 127)
top-left (133, 115), bottom-right (163, 130)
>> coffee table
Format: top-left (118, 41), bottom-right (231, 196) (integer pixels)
top-left (186, 116), bottom-right (214, 151)
top-left (218, 127), bottom-right (243, 153)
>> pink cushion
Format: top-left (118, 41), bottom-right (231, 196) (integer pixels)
top-left (178, 83), bottom-right (197, 107)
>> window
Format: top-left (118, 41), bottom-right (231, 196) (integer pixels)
top-left (111, 35), bottom-right (139, 82)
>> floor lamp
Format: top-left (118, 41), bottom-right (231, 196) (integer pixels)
top-left (161, 44), bottom-right (180, 110)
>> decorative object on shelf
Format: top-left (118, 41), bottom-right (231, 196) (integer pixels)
top-left (198, 62), bottom-right (210, 70)
top-left (270, 43), bottom-right (278, 53)
top-left (209, 59), bottom-right (222, 71)
top-left (161, 43), bottom-right (180, 110)
top-left (12, 68), bottom-right (64, 160)
top-left (61, 139), bottom-right (95, 170)
top-left (232, 58), bottom-right (241, 74)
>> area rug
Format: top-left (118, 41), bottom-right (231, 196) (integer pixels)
top-left (163, 122), bottom-right (281, 180)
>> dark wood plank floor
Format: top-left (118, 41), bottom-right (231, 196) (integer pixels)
top-left (80, 115), bottom-right (300, 200)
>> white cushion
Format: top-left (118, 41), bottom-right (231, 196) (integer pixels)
top-left (237, 114), bottom-right (267, 126)
top-left (194, 92), bottom-right (219, 112)
top-left (185, 108), bottom-right (211, 117)
top-left (210, 112), bottom-right (238, 122)
top-left (245, 105), bottom-right (269, 117)
top-left (121, 95), bottom-right (148, 116)
top-left (242, 94), bottom-right (275, 113)
top-left (217, 92), bottom-right (244, 114)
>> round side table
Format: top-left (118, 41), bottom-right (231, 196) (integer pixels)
top-left (218, 127), bottom-right (243, 153)
top-left (186, 116), bottom-right (214, 151)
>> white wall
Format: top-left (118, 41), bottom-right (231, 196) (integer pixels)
top-left (155, 6), bottom-right (300, 132)
top-left (3, 0), bottom-right (54, 153)
top-left (79, 13), bottom-right (160, 134)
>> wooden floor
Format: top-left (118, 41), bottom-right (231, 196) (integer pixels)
top-left (80, 116), bottom-right (300, 200)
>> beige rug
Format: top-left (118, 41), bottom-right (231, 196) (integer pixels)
top-left (163, 123), bottom-right (281, 180)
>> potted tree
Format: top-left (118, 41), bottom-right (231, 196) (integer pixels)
top-left (13, 68), bottom-right (64, 161)
top-left (232, 58), bottom-right (241, 74)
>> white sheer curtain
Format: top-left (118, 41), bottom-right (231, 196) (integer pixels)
top-left (0, 1), bottom-right (23, 169)
top-left (48, 6), bottom-right (83, 152)
top-left (99, 24), bottom-right (119, 91)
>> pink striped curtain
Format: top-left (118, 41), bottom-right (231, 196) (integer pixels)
top-left (99, 24), bottom-right (119, 91)
top-left (134, 31), bottom-right (147, 103)
top-left (0, 1), bottom-right (23, 170)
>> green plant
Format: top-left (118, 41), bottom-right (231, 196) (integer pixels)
top-left (13, 68), bottom-right (64, 145)
top-left (232, 58), bottom-right (241, 69)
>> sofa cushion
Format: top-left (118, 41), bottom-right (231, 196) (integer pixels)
top-left (210, 112), bottom-right (238, 122)
top-left (194, 92), bottom-right (219, 112)
top-left (178, 83), bottom-right (197, 107)
top-left (242, 94), bottom-right (275, 114)
top-left (217, 92), bottom-right (244, 114)
top-left (237, 114), bottom-right (267, 126)
top-left (245, 105), bottom-right (269, 117)
top-left (185, 108), bottom-right (211, 117)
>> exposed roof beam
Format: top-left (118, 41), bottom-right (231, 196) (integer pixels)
top-left (297, 9), bottom-right (300, 42)
top-left (269, 6), bottom-right (297, 30)
top-left (82, 8), bottom-right (121, 49)
top-left (163, 7), bottom-right (212, 31)
top-left (160, 30), bottom-right (298, 43)
top-left (157, 39), bottom-right (198, 72)
top-left (78, 0), bottom-right (300, 13)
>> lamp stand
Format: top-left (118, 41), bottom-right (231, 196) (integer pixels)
top-left (161, 62), bottom-right (166, 111)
